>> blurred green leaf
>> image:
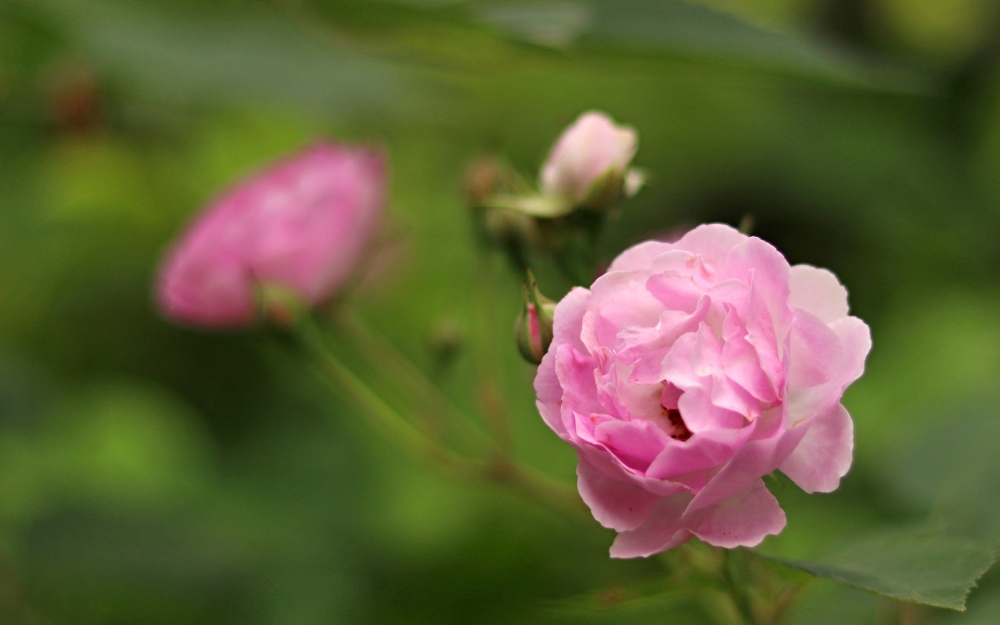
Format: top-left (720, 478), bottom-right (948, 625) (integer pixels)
top-left (13, 0), bottom-right (430, 116)
top-left (759, 528), bottom-right (998, 610)
top-left (474, 0), bottom-right (930, 93)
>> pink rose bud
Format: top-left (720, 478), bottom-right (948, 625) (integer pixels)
top-left (540, 111), bottom-right (639, 208)
top-left (534, 224), bottom-right (871, 557)
top-left (515, 270), bottom-right (556, 364)
top-left (156, 142), bottom-right (386, 328)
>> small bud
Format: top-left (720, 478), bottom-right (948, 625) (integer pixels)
top-left (515, 270), bottom-right (556, 364)
top-left (427, 316), bottom-right (463, 372)
top-left (539, 111), bottom-right (640, 212)
top-left (464, 156), bottom-right (511, 208)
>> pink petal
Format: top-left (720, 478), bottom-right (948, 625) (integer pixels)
top-left (689, 479), bottom-right (786, 548)
top-left (576, 443), bottom-right (688, 497)
top-left (609, 493), bottom-right (694, 558)
top-left (594, 419), bottom-right (672, 470)
top-left (534, 347), bottom-right (566, 437)
top-left (789, 265), bottom-right (849, 323)
top-left (577, 455), bottom-right (660, 532)
top-left (587, 270), bottom-right (665, 342)
top-left (829, 316), bottom-right (871, 387)
top-left (779, 402), bottom-right (853, 493)
top-left (743, 281), bottom-right (785, 396)
top-left (555, 344), bottom-right (605, 434)
top-left (710, 371), bottom-right (759, 417)
top-left (661, 323), bottom-right (723, 392)
top-left (624, 298), bottom-right (711, 385)
top-left (608, 240), bottom-right (674, 273)
top-left (720, 315), bottom-right (777, 403)
top-left (788, 308), bottom-right (845, 390)
top-left (687, 413), bottom-right (808, 512)
top-left (677, 388), bottom-right (746, 432)
top-left (671, 224), bottom-right (749, 271)
top-left (646, 425), bottom-right (754, 480)
top-left (552, 286), bottom-right (592, 355)
top-left (156, 247), bottom-right (255, 327)
top-left (721, 238), bottom-right (791, 331)
top-left (645, 270), bottom-right (704, 313)
top-left (248, 145), bottom-right (386, 302)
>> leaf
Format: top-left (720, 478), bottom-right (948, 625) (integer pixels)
top-left (487, 193), bottom-right (573, 217)
top-left (13, 0), bottom-right (428, 116)
top-left (757, 528), bottom-right (998, 611)
top-left (474, 0), bottom-right (929, 94)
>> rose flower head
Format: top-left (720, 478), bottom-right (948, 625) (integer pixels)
top-left (534, 224), bottom-right (871, 557)
top-left (157, 142), bottom-right (386, 328)
top-left (540, 111), bottom-right (641, 210)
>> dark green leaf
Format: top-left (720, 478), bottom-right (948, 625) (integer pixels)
top-left (758, 529), bottom-right (998, 610)
top-left (14, 0), bottom-right (428, 116)
top-left (474, 0), bottom-right (930, 93)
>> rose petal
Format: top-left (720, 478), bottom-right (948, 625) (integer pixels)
top-left (688, 479), bottom-right (786, 548)
top-left (577, 455), bottom-right (661, 532)
top-left (788, 308), bottom-right (845, 390)
top-left (678, 388), bottom-right (746, 433)
top-left (721, 237), bottom-right (792, 336)
top-left (534, 347), bottom-right (567, 437)
top-left (779, 402), bottom-right (853, 493)
top-left (687, 410), bottom-right (808, 512)
top-left (552, 286), bottom-right (592, 355)
top-left (671, 224), bottom-right (748, 271)
top-left (829, 316), bottom-right (872, 387)
top-left (594, 419), bottom-right (672, 470)
top-left (609, 240), bottom-right (674, 273)
top-left (609, 493), bottom-right (694, 558)
top-left (789, 264), bottom-right (849, 323)
top-left (646, 425), bottom-right (755, 480)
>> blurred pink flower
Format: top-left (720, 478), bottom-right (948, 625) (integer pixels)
top-left (540, 111), bottom-right (637, 205)
top-left (534, 224), bottom-right (870, 557)
top-left (157, 142), bottom-right (386, 327)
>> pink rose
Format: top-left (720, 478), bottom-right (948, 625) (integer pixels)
top-left (156, 142), bottom-right (386, 327)
top-left (534, 224), bottom-right (871, 557)
top-left (540, 111), bottom-right (638, 205)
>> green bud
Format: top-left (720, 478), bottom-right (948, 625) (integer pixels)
top-left (515, 269), bottom-right (556, 365)
top-left (255, 283), bottom-right (308, 328)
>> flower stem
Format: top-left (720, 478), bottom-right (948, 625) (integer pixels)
top-left (724, 549), bottom-right (761, 625)
top-left (297, 321), bottom-right (586, 519)
top-left (335, 310), bottom-right (494, 454)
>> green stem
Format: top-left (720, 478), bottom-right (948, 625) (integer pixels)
top-left (304, 329), bottom-right (464, 472)
top-left (335, 311), bottom-right (494, 454)
top-left (724, 549), bottom-right (760, 625)
top-left (474, 251), bottom-right (514, 451)
top-left (298, 322), bottom-right (586, 519)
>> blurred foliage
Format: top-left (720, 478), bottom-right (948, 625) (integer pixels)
top-left (5, 0), bottom-right (1000, 623)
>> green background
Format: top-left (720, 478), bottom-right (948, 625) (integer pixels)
top-left (3, 0), bottom-right (1000, 622)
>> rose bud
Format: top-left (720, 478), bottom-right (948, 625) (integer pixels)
top-left (515, 270), bottom-right (556, 364)
top-left (540, 111), bottom-right (641, 211)
top-left (534, 224), bottom-right (871, 557)
top-left (156, 142), bottom-right (386, 328)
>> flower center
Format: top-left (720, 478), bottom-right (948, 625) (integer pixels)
top-left (664, 407), bottom-right (692, 441)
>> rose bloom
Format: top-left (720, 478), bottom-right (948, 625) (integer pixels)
top-left (157, 142), bottom-right (385, 327)
top-left (534, 224), bottom-right (870, 557)
top-left (540, 111), bottom-right (637, 205)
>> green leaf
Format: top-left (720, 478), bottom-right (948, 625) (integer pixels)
top-left (486, 193), bottom-right (573, 218)
top-left (474, 0), bottom-right (930, 94)
top-left (13, 0), bottom-right (427, 117)
top-left (757, 528), bottom-right (998, 611)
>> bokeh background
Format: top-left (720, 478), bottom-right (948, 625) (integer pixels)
top-left (4, 0), bottom-right (1000, 623)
